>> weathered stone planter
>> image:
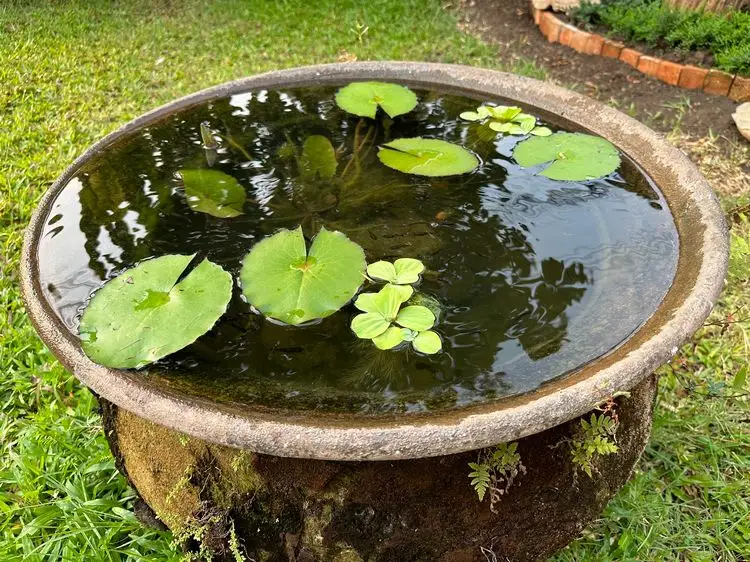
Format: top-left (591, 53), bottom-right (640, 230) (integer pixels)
top-left (21, 63), bottom-right (728, 561)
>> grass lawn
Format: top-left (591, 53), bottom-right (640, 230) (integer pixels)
top-left (1, 1), bottom-right (748, 561)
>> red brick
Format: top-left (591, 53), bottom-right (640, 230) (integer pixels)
top-left (678, 65), bottom-right (709, 90)
top-left (657, 60), bottom-right (683, 86)
top-left (539, 12), bottom-right (562, 43)
top-left (703, 69), bottom-right (734, 96)
top-left (558, 23), bottom-right (577, 47)
top-left (569, 29), bottom-right (591, 53)
top-left (619, 48), bottom-right (642, 68)
top-left (729, 75), bottom-right (750, 102)
top-left (601, 39), bottom-right (624, 59)
top-left (584, 34), bottom-right (605, 56)
top-left (637, 55), bottom-right (661, 77)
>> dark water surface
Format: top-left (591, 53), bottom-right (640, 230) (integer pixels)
top-left (37, 86), bottom-right (678, 415)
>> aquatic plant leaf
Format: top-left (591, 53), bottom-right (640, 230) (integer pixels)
top-left (459, 111), bottom-right (481, 121)
top-left (395, 305), bottom-right (435, 331)
top-left (240, 226), bottom-right (366, 325)
top-left (354, 292), bottom-right (379, 313)
top-left (300, 135), bottom-right (337, 180)
top-left (378, 138), bottom-right (479, 177)
top-left (407, 292), bottom-right (442, 323)
top-left (374, 283), bottom-right (413, 319)
top-left (178, 169), bottom-right (245, 218)
top-left (366, 261), bottom-right (398, 283)
top-left (488, 106), bottom-right (523, 121)
top-left (513, 133), bottom-right (620, 181)
top-left (412, 330), bottom-right (442, 354)
top-left (335, 81), bottom-right (418, 118)
top-left (531, 126), bottom-right (552, 137)
top-left (351, 313), bottom-right (391, 339)
top-left (372, 326), bottom-right (407, 350)
top-left (79, 255), bottom-right (232, 369)
top-left (367, 258), bottom-right (425, 284)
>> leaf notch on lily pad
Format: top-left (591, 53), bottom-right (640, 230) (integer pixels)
top-left (378, 138), bottom-right (479, 177)
top-left (79, 254), bottom-right (233, 369)
top-left (335, 81), bottom-right (418, 119)
top-left (240, 226), bottom-right (366, 325)
top-left (178, 169), bottom-right (246, 218)
top-left (513, 132), bottom-right (620, 181)
top-left (299, 135), bottom-right (338, 180)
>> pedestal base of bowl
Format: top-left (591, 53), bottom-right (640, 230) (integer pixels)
top-left (99, 375), bottom-right (656, 562)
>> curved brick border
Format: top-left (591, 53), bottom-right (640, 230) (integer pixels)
top-left (533, 6), bottom-right (750, 102)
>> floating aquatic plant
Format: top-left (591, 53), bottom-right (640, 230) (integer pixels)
top-left (513, 132), bottom-right (620, 181)
top-left (367, 258), bottom-right (425, 285)
top-left (460, 105), bottom-right (552, 137)
top-left (351, 284), bottom-right (442, 353)
top-left (178, 169), bottom-right (246, 218)
top-left (299, 135), bottom-right (338, 180)
top-left (240, 226), bottom-right (366, 325)
top-left (78, 254), bottom-right (232, 369)
top-left (377, 138), bottom-right (478, 177)
top-left (335, 81), bottom-right (418, 118)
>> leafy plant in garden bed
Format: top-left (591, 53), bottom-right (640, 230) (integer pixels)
top-left (570, 0), bottom-right (750, 76)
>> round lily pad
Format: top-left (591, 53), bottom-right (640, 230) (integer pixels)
top-left (335, 81), bottom-right (418, 119)
top-left (300, 135), bottom-right (337, 180)
top-left (78, 255), bottom-right (232, 369)
top-left (240, 226), bottom-right (366, 325)
top-left (377, 138), bottom-right (479, 177)
top-left (178, 169), bottom-right (246, 218)
top-left (513, 132), bottom-right (620, 181)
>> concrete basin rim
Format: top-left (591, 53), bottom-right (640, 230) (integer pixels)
top-left (20, 62), bottom-right (728, 460)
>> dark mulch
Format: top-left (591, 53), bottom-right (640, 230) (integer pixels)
top-left (459, 0), bottom-right (741, 140)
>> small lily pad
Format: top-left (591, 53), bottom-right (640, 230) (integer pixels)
top-left (79, 255), bottom-right (232, 369)
top-left (367, 258), bottom-right (425, 284)
top-left (395, 305), bottom-right (435, 331)
top-left (378, 138), bottom-right (479, 177)
top-left (335, 81), bottom-right (418, 119)
top-left (240, 226), bottom-right (366, 325)
top-left (413, 330), bottom-right (442, 354)
top-left (513, 132), bottom-right (620, 181)
top-left (178, 169), bottom-right (245, 218)
top-left (300, 135), bottom-right (337, 180)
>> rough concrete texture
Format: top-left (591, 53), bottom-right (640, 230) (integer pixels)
top-left (100, 375), bottom-right (657, 562)
top-left (21, 63), bottom-right (727, 460)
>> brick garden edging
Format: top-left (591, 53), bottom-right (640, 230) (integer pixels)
top-left (532, 7), bottom-right (750, 102)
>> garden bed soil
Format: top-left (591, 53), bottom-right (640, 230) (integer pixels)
top-left (459, 0), bottom-right (741, 140)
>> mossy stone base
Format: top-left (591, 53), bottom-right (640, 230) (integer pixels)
top-left (100, 375), bottom-right (656, 562)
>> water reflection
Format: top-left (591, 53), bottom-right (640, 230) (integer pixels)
top-left (37, 86), bottom-right (677, 414)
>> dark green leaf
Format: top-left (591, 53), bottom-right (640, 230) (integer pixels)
top-left (178, 169), bottom-right (245, 218)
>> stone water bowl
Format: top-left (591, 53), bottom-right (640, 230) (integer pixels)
top-left (20, 62), bottom-right (727, 561)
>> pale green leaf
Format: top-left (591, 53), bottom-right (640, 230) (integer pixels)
top-left (393, 257), bottom-right (425, 284)
top-left (351, 313), bottom-right (391, 339)
top-left (335, 81), bottom-right (417, 118)
top-left (354, 292), bottom-right (379, 313)
top-left (488, 105), bottom-right (522, 121)
top-left (240, 226), bottom-right (366, 325)
top-left (178, 169), bottom-right (245, 218)
top-left (367, 260), bottom-right (397, 283)
top-left (513, 132), bottom-right (620, 181)
top-left (476, 106), bottom-right (491, 119)
top-left (531, 126), bottom-right (552, 137)
top-left (395, 305), bottom-right (435, 331)
top-left (79, 255), bottom-right (232, 369)
top-left (459, 111), bottom-right (481, 121)
top-left (373, 283), bottom-right (413, 320)
top-left (378, 138), bottom-right (478, 177)
top-left (372, 326), bottom-right (407, 349)
top-left (412, 330), bottom-right (442, 354)
top-left (300, 135), bottom-right (337, 180)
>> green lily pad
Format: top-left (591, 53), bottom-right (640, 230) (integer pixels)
top-left (178, 169), bottom-right (245, 218)
top-left (412, 330), bottom-right (442, 354)
top-left (513, 132), bottom-right (620, 181)
top-left (335, 81), bottom-right (418, 119)
top-left (240, 226), bottom-right (366, 325)
top-left (300, 135), bottom-right (337, 180)
top-left (395, 305), bottom-right (435, 331)
top-left (377, 138), bottom-right (479, 177)
top-left (79, 255), bottom-right (232, 369)
top-left (366, 258), bottom-right (425, 284)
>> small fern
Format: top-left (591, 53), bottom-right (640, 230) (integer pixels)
top-left (468, 442), bottom-right (525, 511)
top-left (570, 412), bottom-right (619, 477)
